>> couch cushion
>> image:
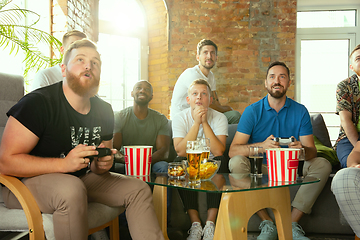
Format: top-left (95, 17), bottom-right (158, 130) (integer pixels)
top-left (310, 114), bottom-right (332, 148)
top-left (0, 73), bottom-right (24, 128)
top-left (314, 135), bottom-right (339, 166)
top-left (0, 201), bottom-right (124, 240)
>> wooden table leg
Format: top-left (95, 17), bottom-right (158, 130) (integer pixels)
top-left (153, 176), bottom-right (169, 240)
top-left (214, 187), bottom-right (293, 240)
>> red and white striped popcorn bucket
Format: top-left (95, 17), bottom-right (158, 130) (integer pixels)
top-left (266, 148), bottom-right (300, 182)
top-left (124, 146), bottom-right (152, 176)
top-left (134, 175), bottom-right (151, 182)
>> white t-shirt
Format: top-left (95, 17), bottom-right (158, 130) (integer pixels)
top-left (172, 108), bottom-right (228, 139)
top-left (31, 64), bottom-right (63, 91)
top-left (170, 65), bottom-right (217, 119)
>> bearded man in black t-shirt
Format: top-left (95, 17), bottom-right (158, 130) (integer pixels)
top-left (0, 39), bottom-right (165, 240)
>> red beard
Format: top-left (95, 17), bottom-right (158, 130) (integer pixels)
top-left (66, 70), bottom-right (100, 97)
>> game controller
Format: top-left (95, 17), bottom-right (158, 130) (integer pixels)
top-left (273, 137), bottom-right (295, 145)
top-left (95, 147), bottom-right (112, 157)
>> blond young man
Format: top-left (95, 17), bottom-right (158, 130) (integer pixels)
top-left (172, 79), bottom-right (228, 240)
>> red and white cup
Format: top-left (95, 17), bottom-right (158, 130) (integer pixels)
top-left (124, 146), bottom-right (152, 176)
top-left (134, 175), bottom-right (151, 182)
top-left (266, 148), bottom-right (300, 182)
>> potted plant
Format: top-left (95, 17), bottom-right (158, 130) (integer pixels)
top-left (0, 0), bottom-right (62, 78)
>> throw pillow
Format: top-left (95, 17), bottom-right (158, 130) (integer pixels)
top-left (313, 135), bottom-right (339, 166)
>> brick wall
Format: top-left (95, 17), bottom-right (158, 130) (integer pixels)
top-left (141, 0), bottom-right (297, 117)
top-left (140, 0), bottom-right (170, 115)
top-left (51, 0), bottom-right (98, 59)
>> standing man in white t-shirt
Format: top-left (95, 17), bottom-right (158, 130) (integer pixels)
top-left (31, 30), bottom-right (87, 91)
top-left (170, 39), bottom-right (241, 124)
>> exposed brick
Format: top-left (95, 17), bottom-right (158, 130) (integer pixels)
top-left (140, 0), bottom-right (296, 116)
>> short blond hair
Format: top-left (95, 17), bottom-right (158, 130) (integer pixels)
top-left (63, 39), bottom-right (100, 65)
top-left (62, 30), bottom-right (87, 45)
top-left (188, 79), bottom-right (211, 96)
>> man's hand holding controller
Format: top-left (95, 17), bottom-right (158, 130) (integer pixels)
top-left (91, 147), bottom-right (117, 172)
top-left (95, 147), bottom-right (112, 157)
top-left (273, 137), bottom-right (295, 146)
top-left (273, 136), bottom-right (303, 149)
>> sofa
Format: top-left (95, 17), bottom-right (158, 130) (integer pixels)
top-left (168, 113), bottom-right (354, 237)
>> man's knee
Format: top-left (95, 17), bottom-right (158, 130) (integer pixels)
top-left (306, 157), bottom-right (332, 176)
top-left (224, 110), bottom-right (241, 124)
top-left (228, 155), bottom-right (249, 173)
top-left (332, 168), bottom-right (360, 194)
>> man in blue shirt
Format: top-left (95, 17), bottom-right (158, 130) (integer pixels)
top-left (228, 61), bottom-right (332, 240)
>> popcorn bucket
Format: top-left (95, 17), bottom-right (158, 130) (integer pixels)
top-left (134, 175), bottom-right (151, 182)
top-left (124, 146), bottom-right (152, 176)
top-left (266, 148), bottom-right (300, 182)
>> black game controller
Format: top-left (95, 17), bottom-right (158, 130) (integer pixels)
top-left (95, 147), bottom-right (112, 157)
top-left (88, 148), bottom-right (112, 162)
top-left (273, 137), bottom-right (295, 145)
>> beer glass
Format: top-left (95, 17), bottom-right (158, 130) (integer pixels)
top-left (249, 146), bottom-right (264, 177)
top-left (197, 137), bottom-right (210, 162)
top-left (186, 140), bottom-right (202, 184)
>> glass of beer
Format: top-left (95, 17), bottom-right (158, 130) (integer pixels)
top-left (186, 140), bottom-right (202, 185)
top-left (249, 146), bottom-right (264, 177)
top-left (198, 137), bottom-right (210, 162)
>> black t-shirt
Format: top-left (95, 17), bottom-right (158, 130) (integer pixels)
top-left (7, 82), bottom-right (114, 176)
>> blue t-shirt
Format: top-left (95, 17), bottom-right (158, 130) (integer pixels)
top-left (237, 96), bottom-right (313, 162)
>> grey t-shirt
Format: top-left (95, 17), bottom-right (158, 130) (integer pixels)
top-left (114, 107), bottom-right (170, 153)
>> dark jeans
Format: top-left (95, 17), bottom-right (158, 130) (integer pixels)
top-left (336, 135), bottom-right (360, 168)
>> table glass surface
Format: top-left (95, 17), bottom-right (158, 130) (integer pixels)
top-left (135, 173), bottom-right (319, 193)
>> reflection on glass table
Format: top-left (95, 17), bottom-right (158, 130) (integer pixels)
top-left (138, 173), bottom-right (319, 240)
top-left (146, 173), bottom-right (319, 192)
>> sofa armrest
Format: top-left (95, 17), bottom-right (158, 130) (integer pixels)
top-left (0, 174), bottom-right (45, 240)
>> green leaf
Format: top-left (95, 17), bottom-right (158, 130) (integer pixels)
top-left (0, 0), bottom-right (62, 80)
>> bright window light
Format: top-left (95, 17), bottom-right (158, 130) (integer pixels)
top-left (297, 10), bottom-right (356, 28)
top-left (98, 0), bottom-right (145, 30)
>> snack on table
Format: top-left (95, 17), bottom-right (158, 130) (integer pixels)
top-left (186, 159), bottom-right (220, 180)
top-left (168, 163), bottom-right (185, 177)
top-left (200, 161), bottom-right (219, 179)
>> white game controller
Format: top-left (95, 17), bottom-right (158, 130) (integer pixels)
top-left (273, 137), bottom-right (295, 145)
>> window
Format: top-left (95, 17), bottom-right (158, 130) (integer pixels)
top-left (296, 4), bottom-right (360, 145)
top-left (297, 10), bottom-right (356, 28)
top-left (97, 0), bottom-right (148, 112)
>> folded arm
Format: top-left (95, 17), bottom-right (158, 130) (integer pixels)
top-left (347, 141), bottom-right (360, 167)
top-left (152, 135), bottom-right (170, 163)
top-left (339, 110), bottom-right (359, 147)
top-left (209, 91), bottom-right (232, 113)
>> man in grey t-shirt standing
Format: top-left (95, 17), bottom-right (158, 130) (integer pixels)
top-left (113, 80), bottom-right (170, 173)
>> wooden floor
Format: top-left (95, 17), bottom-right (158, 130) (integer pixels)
top-left (0, 229), bottom-right (355, 240)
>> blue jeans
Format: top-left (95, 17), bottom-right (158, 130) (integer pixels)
top-left (336, 135), bottom-right (360, 168)
top-left (152, 161), bottom-right (168, 173)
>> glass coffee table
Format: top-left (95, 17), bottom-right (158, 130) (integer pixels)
top-left (140, 173), bottom-right (319, 240)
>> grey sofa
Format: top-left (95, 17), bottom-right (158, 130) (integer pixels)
top-left (168, 114), bottom-right (354, 236)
